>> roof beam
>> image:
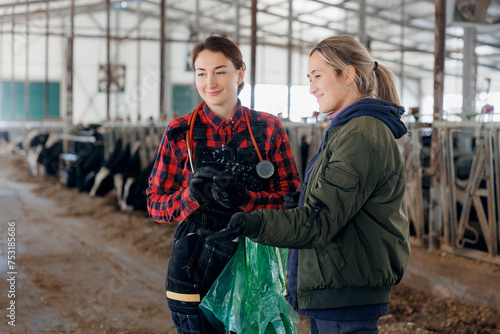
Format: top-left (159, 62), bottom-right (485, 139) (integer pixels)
top-left (311, 0), bottom-right (500, 50)
top-left (0, 1), bottom-right (46, 9)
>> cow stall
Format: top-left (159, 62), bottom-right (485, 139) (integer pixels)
top-left (401, 121), bottom-right (500, 265)
top-left (4, 118), bottom-right (500, 266)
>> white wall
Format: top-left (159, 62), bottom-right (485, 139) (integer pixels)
top-left (0, 11), bottom-right (197, 125)
top-left (0, 8), bottom-right (434, 126)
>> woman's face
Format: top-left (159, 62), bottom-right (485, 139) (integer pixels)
top-left (194, 50), bottom-right (244, 115)
top-left (307, 51), bottom-right (353, 114)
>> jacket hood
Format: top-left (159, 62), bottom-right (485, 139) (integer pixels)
top-left (330, 98), bottom-right (407, 139)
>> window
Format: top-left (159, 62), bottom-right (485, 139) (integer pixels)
top-left (1, 81), bottom-right (60, 120)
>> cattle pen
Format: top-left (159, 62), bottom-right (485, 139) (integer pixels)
top-left (2, 118), bottom-right (500, 333)
top-left (11, 118), bottom-right (500, 262)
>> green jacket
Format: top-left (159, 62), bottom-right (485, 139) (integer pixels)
top-left (248, 114), bottom-right (410, 310)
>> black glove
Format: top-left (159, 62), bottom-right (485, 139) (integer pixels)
top-left (283, 191), bottom-right (301, 209)
top-left (211, 175), bottom-right (249, 208)
top-left (196, 228), bottom-right (215, 240)
top-left (189, 166), bottom-right (220, 203)
top-left (206, 212), bottom-right (262, 242)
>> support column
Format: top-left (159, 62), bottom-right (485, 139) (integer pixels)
top-left (11, 5), bottom-right (15, 121)
top-left (286, 0), bottom-right (293, 119)
top-left (194, 0), bottom-right (200, 34)
top-left (164, 1), bottom-right (173, 120)
top-left (416, 78), bottom-right (421, 107)
top-left (358, 0), bottom-right (367, 47)
top-left (106, 0), bottom-right (111, 120)
top-left (64, 0), bottom-right (75, 152)
top-left (234, 0), bottom-right (240, 45)
top-left (165, 38), bottom-right (172, 120)
top-left (250, 0), bottom-right (257, 109)
top-left (159, 0), bottom-right (166, 118)
top-left (462, 27), bottom-right (476, 114)
top-left (114, 3), bottom-right (121, 119)
top-left (25, 0), bottom-right (30, 121)
top-left (136, 0), bottom-right (142, 120)
top-left (400, 0), bottom-right (405, 102)
top-left (429, 0), bottom-right (446, 250)
top-left (45, 0), bottom-right (50, 119)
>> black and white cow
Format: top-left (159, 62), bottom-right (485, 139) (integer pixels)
top-left (76, 145), bottom-right (105, 192)
top-left (118, 141), bottom-right (143, 211)
top-left (26, 132), bottom-right (53, 176)
top-left (37, 137), bottom-right (63, 176)
top-left (0, 131), bottom-right (10, 154)
top-left (89, 139), bottom-right (132, 197)
top-left (127, 160), bottom-right (154, 212)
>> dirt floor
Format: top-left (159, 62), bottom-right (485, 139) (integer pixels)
top-left (0, 153), bottom-right (500, 334)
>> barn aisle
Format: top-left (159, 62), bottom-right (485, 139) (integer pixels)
top-left (1, 154), bottom-right (500, 334)
top-left (0, 156), bottom-right (177, 334)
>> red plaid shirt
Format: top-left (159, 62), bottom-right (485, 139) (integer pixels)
top-left (147, 101), bottom-right (300, 224)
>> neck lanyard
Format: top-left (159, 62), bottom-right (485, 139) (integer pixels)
top-left (186, 102), bottom-right (274, 179)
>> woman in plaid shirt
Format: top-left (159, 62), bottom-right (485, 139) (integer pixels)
top-left (147, 36), bottom-right (299, 334)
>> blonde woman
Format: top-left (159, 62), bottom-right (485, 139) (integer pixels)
top-left (210, 36), bottom-right (411, 334)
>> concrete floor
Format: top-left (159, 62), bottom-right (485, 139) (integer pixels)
top-left (0, 163), bottom-right (177, 333)
top-left (403, 243), bottom-right (500, 312)
top-left (1, 154), bottom-right (500, 333)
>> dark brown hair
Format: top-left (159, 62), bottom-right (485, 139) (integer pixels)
top-left (191, 36), bottom-right (246, 94)
top-left (311, 36), bottom-right (400, 105)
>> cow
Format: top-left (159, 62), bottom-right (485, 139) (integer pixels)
top-left (37, 136), bottom-right (63, 176)
top-left (118, 141), bottom-right (143, 211)
top-left (76, 145), bottom-right (105, 192)
top-left (0, 131), bottom-right (9, 155)
top-left (89, 139), bottom-right (131, 197)
top-left (26, 132), bottom-right (52, 176)
top-left (128, 160), bottom-right (154, 211)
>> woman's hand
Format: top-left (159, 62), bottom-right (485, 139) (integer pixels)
top-left (283, 191), bottom-right (301, 209)
top-left (189, 166), bottom-right (220, 203)
top-left (211, 175), bottom-right (249, 208)
top-left (207, 212), bottom-right (261, 242)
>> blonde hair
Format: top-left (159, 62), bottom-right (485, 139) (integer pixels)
top-left (310, 36), bottom-right (400, 105)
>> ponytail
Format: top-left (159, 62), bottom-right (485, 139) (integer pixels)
top-left (374, 64), bottom-right (400, 105)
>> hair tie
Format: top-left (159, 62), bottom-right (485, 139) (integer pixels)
top-left (373, 61), bottom-right (378, 71)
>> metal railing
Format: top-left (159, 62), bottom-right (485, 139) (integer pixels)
top-left (4, 119), bottom-right (500, 264)
top-left (403, 121), bottom-right (500, 264)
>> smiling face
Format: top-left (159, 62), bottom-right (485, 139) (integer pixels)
top-left (307, 51), bottom-right (356, 114)
top-left (194, 50), bottom-right (245, 119)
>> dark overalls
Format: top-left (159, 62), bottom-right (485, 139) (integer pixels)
top-left (166, 113), bottom-right (269, 334)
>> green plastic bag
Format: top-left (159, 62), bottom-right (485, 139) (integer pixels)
top-left (200, 238), bottom-right (300, 334)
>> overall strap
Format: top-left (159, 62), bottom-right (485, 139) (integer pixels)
top-left (193, 118), bottom-right (207, 170)
top-left (193, 120), bottom-right (207, 146)
top-left (166, 124), bottom-right (189, 141)
top-left (225, 128), bottom-right (249, 151)
top-left (225, 110), bottom-right (265, 152)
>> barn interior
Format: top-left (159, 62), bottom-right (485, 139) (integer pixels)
top-left (1, 0), bottom-right (500, 333)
